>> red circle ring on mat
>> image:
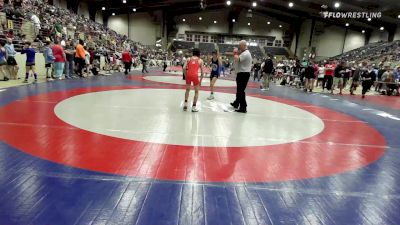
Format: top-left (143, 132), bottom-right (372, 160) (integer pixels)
top-left (0, 86), bottom-right (386, 183)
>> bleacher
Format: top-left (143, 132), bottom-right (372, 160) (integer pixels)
top-left (264, 47), bottom-right (289, 57)
top-left (173, 40), bottom-right (194, 50)
top-left (248, 46), bottom-right (264, 59)
top-left (198, 42), bottom-right (215, 55)
top-left (330, 41), bottom-right (400, 63)
top-left (217, 43), bottom-right (235, 54)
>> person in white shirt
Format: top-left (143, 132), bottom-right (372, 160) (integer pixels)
top-left (84, 47), bottom-right (90, 76)
top-left (230, 41), bottom-right (252, 113)
top-left (30, 14), bottom-right (41, 36)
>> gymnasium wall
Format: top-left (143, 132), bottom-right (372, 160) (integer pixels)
top-left (394, 26), bottom-right (400, 41)
top-left (343, 30), bottom-right (365, 52)
top-left (175, 9), bottom-right (286, 41)
top-left (77, 2), bottom-right (90, 19)
top-left (295, 19), bottom-right (312, 58)
top-left (314, 25), bottom-right (346, 58)
top-left (107, 15), bottom-right (129, 36)
top-left (369, 30), bottom-right (389, 43)
top-left (95, 11), bottom-right (103, 25)
top-left (176, 10), bottom-right (230, 34)
top-left (129, 12), bottom-right (162, 46)
top-left (53, 0), bottom-right (67, 9)
top-left (233, 11), bottom-right (285, 39)
top-left (107, 12), bottom-right (162, 45)
top-left (296, 19), bottom-right (365, 59)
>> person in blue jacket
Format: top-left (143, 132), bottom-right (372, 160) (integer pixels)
top-left (21, 42), bottom-right (38, 83)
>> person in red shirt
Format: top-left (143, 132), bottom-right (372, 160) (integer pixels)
top-left (323, 60), bottom-right (336, 92)
top-left (183, 48), bottom-right (204, 112)
top-left (122, 49), bottom-right (132, 75)
top-left (52, 40), bottom-right (66, 79)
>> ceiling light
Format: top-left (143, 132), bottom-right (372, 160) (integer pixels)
top-left (102, 7), bottom-right (105, 10)
top-left (248, 22), bottom-right (251, 26)
top-left (133, 8), bottom-right (136, 12)
top-left (214, 20), bottom-right (217, 24)
top-left (345, 23), bottom-right (349, 27)
top-left (226, 0), bottom-right (231, 6)
top-left (288, 2), bottom-right (294, 8)
top-left (398, 15), bottom-right (400, 19)
top-left (380, 26), bottom-right (384, 31)
top-left (232, 19), bottom-right (236, 22)
top-left (279, 25), bottom-right (282, 28)
top-left (362, 30), bottom-right (365, 33)
top-left (112, 13), bottom-right (115, 16)
top-left (123, 0), bottom-right (126, 3)
top-left (182, 18), bottom-right (186, 22)
top-left (367, 18), bottom-right (371, 21)
top-left (252, 2), bottom-right (257, 7)
top-left (267, 21), bottom-right (270, 25)
top-left (334, 2), bottom-right (340, 8)
top-left (199, 17), bottom-right (202, 20)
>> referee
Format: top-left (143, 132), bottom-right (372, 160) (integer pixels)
top-left (230, 40), bottom-right (252, 113)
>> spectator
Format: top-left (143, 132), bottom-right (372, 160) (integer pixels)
top-left (323, 60), bottom-right (335, 93)
top-left (21, 41), bottom-right (37, 83)
top-left (84, 46), bottom-right (90, 75)
top-left (303, 61), bottom-right (316, 93)
top-left (0, 41), bottom-right (8, 81)
top-left (30, 13), bottom-right (41, 36)
top-left (64, 39), bottom-right (75, 78)
top-left (43, 40), bottom-right (55, 81)
top-left (140, 52), bottom-right (148, 73)
top-left (91, 58), bottom-right (100, 75)
top-left (5, 38), bottom-right (18, 80)
top-left (52, 40), bottom-right (66, 79)
top-left (75, 39), bottom-right (85, 77)
top-left (122, 48), bottom-right (132, 75)
top-left (333, 61), bottom-right (346, 95)
top-left (6, 29), bottom-right (14, 39)
top-left (261, 54), bottom-right (273, 91)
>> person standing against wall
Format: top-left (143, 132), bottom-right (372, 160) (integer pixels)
top-left (230, 40), bottom-right (252, 113)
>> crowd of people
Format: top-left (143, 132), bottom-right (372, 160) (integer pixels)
top-left (252, 57), bottom-right (400, 98)
top-left (0, 0), bottom-right (169, 82)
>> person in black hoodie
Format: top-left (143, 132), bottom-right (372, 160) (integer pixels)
top-left (140, 52), bottom-right (149, 73)
top-left (350, 62), bottom-right (365, 95)
top-left (333, 61), bottom-right (346, 95)
top-left (303, 61), bottom-right (316, 92)
top-left (361, 63), bottom-right (373, 98)
top-left (261, 54), bottom-right (274, 91)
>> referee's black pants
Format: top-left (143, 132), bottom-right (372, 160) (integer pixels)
top-left (233, 72), bottom-right (250, 110)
